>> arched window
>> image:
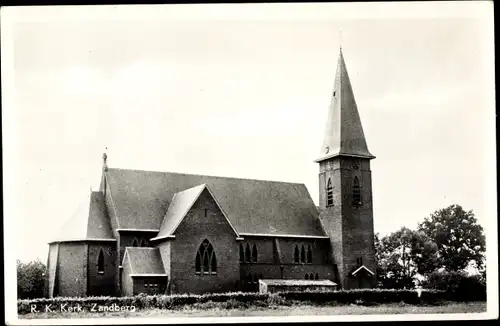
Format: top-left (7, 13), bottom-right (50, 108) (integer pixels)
top-left (307, 245), bottom-right (312, 264)
top-left (245, 243), bottom-right (251, 263)
top-left (294, 245), bottom-right (300, 263)
top-left (353, 176), bottom-right (361, 205)
top-left (310, 273), bottom-right (315, 280)
top-left (315, 273), bottom-right (319, 280)
top-left (140, 239), bottom-right (147, 247)
top-left (300, 245), bottom-right (306, 263)
top-left (97, 249), bottom-right (104, 274)
top-left (305, 274), bottom-right (309, 280)
top-left (252, 244), bottom-right (258, 263)
top-left (195, 239), bottom-right (217, 274)
top-left (239, 244), bottom-right (245, 262)
top-left (132, 239), bottom-right (138, 247)
top-left (326, 178), bottom-right (333, 206)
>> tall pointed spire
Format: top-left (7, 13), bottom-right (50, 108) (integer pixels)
top-left (315, 49), bottom-right (374, 162)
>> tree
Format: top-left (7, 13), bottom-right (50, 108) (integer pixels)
top-left (375, 227), bottom-right (439, 289)
top-left (17, 259), bottom-right (46, 299)
top-left (418, 204), bottom-right (485, 272)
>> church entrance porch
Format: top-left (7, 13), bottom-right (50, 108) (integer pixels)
top-left (350, 265), bottom-right (375, 289)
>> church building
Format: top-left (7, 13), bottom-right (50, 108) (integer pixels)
top-left (46, 49), bottom-right (377, 297)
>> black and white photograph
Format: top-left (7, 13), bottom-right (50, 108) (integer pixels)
top-left (2, 2), bottom-right (497, 324)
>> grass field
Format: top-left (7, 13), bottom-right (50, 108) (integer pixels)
top-left (20, 301), bottom-right (486, 319)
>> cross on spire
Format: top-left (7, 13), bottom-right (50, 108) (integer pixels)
top-left (102, 146), bottom-right (108, 171)
top-left (339, 29), bottom-right (343, 50)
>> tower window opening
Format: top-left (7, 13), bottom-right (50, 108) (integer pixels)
top-left (352, 176), bottom-right (362, 205)
top-left (326, 178), bottom-right (333, 206)
top-left (97, 249), bottom-right (104, 274)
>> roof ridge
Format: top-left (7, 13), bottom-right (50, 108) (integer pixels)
top-left (107, 167), bottom-right (305, 186)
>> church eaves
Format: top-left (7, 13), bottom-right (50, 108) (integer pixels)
top-left (315, 48), bottom-right (375, 162)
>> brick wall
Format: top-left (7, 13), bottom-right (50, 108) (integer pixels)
top-left (87, 242), bottom-right (117, 296)
top-left (131, 277), bottom-right (168, 295)
top-left (318, 157), bottom-right (376, 289)
top-left (56, 242), bottom-right (87, 297)
top-left (169, 188), bottom-right (240, 294)
top-left (47, 243), bottom-right (59, 297)
top-left (121, 255), bottom-right (134, 296)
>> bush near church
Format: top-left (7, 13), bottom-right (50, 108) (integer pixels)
top-left (18, 288), bottom-right (483, 314)
top-left (422, 270), bottom-right (486, 302)
top-left (17, 259), bottom-right (47, 299)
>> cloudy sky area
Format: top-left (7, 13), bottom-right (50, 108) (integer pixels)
top-left (2, 3), bottom-right (495, 263)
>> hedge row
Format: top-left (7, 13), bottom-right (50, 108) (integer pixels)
top-left (17, 289), bottom-right (483, 315)
top-left (18, 292), bottom-right (270, 314)
top-left (281, 289), bottom-right (450, 305)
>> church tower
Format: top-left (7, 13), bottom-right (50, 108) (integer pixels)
top-left (315, 48), bottom-right (376, 289)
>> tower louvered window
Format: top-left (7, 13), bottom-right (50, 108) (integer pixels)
top-left (195, 239), bottom-right (217, 274)
top-left (353, 176), bottom-right (361, 205)
top-left (97, 249), bottom-right (104, 274)
top-left (326, 178), bottom-right (333, 206)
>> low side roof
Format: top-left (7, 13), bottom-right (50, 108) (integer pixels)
top-left (124, 247), bottom-right (166, 275)
top-left (50, 191), bottom-right (114, 243)
top-left (259, 279), bottom-right (337, 286)
top-left (106, 168), bottom-right (325, 237)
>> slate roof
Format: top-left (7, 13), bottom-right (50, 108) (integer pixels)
top-left (316, 48), bottom-right (375, 162)
top-left (50, 191), bottom-right (114, 243)
top-left (259, 279), bottom-right (337, 286)
top-left (123, 247), bottom-right (166, 275)
top-left (105, 168), bottom-right (325, 237)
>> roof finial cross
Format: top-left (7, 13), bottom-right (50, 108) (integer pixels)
top-left (339, 29), bottom-right (343, 52)
top-left (102, 146), bottom-right (108, 171)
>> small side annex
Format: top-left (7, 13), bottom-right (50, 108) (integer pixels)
top-left (121, 247), bottom-right (168, 296)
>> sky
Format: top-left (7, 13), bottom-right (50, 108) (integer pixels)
top-left (2, 3), bottom-right (496, 265)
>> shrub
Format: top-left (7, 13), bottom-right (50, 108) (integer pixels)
top-left (422, 270), bottom-right (486, 301)
top-left (17, 260), bottom-right (46, 299)
top-left (18, 288), bottom-right (481, 315)
top-left (278, 289), bottom-right (447, 305)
